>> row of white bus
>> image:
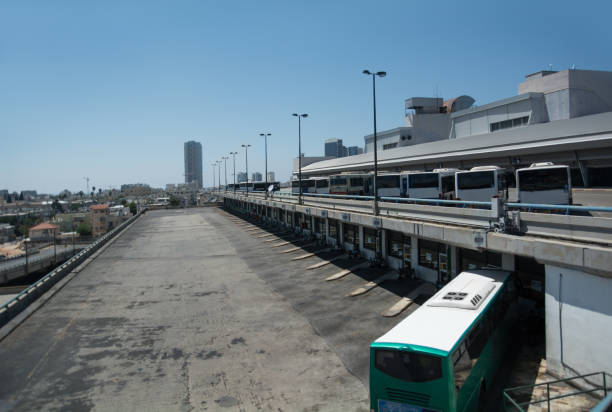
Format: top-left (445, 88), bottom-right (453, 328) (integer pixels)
top-left (289, 162), bottom-right (573, 205)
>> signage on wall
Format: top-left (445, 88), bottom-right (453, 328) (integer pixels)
top-left (320, 210), bottom-right (327, 217)
top-left (473, 231), bottom-right (486, 248)
top-left (372, 218), bottom-right (382, 228)
top-left (305, 208), bottom-right (311, 215)
top-left (342, 213), bottom-right (350, 222)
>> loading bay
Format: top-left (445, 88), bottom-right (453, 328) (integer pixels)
top-left (0, 207), bottom-right (558, 411)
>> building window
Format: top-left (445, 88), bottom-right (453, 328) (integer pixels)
top-left (363, 227), bottom-right (377, 251)
top-left (387, 230), bottom-right (410, 260)
top-left (383, 143), bottom-right (398, 150)
top-left (314, 217), bottom-right (325, 234)
top-left (328, 219), bottom-right (338, 240)
top-left (489, 116), bottom-right (529, 132)
top-left (459, 248), bottom-right (501, 271)
top-left (418, 239), bottom-right (444, 270)
top-left (343, 223), bottom-right (359, 246)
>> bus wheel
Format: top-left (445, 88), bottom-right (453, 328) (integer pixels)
top-left (477, 381), bottom-right (486, 412)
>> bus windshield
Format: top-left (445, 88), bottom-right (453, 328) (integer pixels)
top-left (378, 175), bottom-right (400, 188)
top-left (330, 176), bottom-right (347, 185)
top-left (409, 173), bottom-right (438, 188)
top-left (375, 349), bottom-right (442, 382)
top-left (519, 168), bottom-right (568, 191)
top-left (458, 171), bottom-right (495, 190)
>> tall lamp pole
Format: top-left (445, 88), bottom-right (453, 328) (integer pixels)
top-left (241, 144), bottom-right (251, 196)
top-left (217, 160), bottom-right (222, 190)
top-left (211, 163), bottom-right (217, 191)
top-left (292, 113), bottom-right (308, 205)
top-left (222, 156), bottom-right (229, 191)
top-left (259, 133), bottom-right (271, 185)
top-left (362, 69), bottom-right (386, 216)
top-left (230, 152), bottom-right (238, 192)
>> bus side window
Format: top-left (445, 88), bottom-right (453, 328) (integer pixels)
top-left (467, 321), bottom-right (489, 359)
top-left (452, 341), bottom-right (472, 391)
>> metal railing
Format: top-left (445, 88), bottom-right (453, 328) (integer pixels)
top-left (507, 202), bottom-right (612, 214)
top-left (0, 211), bottom-right (143, 329)
top-left (503, 371), bottom-right (610, 412)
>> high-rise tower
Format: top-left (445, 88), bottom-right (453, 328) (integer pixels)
top-left (184, 141), bottom-right (203, 188)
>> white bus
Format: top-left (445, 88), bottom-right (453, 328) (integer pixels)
top-left (374, 173), bottom-right (402, 197)
top-left (370, 269), bottom-right (517, 412)
top-left (401, 169), bottom-right (459, 199)
top-left (329, 173), bottom-right (369, 195)
top-left (455, 166), bottom-right (516, 202)
top-left (313, 177), bottom-right (330, 194)
top-left (516, 163), bottom-right (572, 205)
top-left (291, 178), bottom-right (316, 194)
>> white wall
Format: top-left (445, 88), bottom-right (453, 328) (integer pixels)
top-left (545, 265), bottom-right (612, 381)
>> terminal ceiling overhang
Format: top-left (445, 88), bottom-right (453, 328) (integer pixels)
top-left (300, 112), bottom-right (612, 176)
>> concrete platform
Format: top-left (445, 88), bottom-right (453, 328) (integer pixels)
top-left (0, 209), bottom-right (376, 411)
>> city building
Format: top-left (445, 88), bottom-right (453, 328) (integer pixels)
top-left (236, 172), bottom-right (247, 183)
top-left (184, 140), bottom-right (203, 189)
top-left (121, 183), bottom-right (152, 197)
top-left (252, 172), bottom-right (263, 182)
top-left (29, 222), bottom-right (59, 241)
top-left (266, 171), bottom-right (276, 182)
top-left (0, 223), bottom-right (15, 243)
top-left (324, 139), bottom-right (346, 158)
top-left (90, 204), bottom-right (110, 237)
top-left (0, 190), bottom-right (8, 200)
top-left (20, 191), bottom-right (37, 200)
top-left (347, 146), bottom-right (363, 156)
top-left (293, 156), bottom-right (334, 175)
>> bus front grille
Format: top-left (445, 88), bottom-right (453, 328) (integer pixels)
top-left (385, 388), bottom-right (430, 407)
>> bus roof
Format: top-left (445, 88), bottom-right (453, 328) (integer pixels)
top-left (374, 270), bottom-right (510, 354)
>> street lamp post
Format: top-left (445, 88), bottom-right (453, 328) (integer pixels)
top-left (259, 133), bottom-right (271, 185)
top-left (230, 152), bottom-right (238, 192)
top-left (362, 70), bottom-right (386, 216)
top-left (222, 156), bottom-right (229, 191)
top-left (211, 163), bottom-right (217, 192)
top-left (292, 113), bottom-right (308, 205)
top-left (217, 160), bottom-right (222, 190)
top-left (241, 144), bottom-right (251, 196)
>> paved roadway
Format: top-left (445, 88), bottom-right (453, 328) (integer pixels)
top-left (0, 208), bottom-right (425, 411)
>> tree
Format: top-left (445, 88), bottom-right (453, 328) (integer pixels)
top-left (51, 199), bottom-right (63, 214)
top-left (79, 191), bottom-right (84, 199)
top-left (169, 196), bottom-right (180, 207)
top-left (120, 198), bottom-right (127, 206)
top-left (129, 201), bottom-right (137, 215)
top-left (77, 222), bottom-right (92, 236)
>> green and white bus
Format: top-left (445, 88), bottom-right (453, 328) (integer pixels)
top-left (370, 270), bottom-right (517, 412)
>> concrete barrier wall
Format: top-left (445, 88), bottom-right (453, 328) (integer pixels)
top-left (545, 264), bottom-right (612, 380)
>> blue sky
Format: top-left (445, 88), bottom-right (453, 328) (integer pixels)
top-left (2, 0), bottom-right (611, 193)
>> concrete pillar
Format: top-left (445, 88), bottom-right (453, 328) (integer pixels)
top-left (501, 253), bottom-right (515, 271)
top-left (359, 226), bottom-right (364, 253)
top-left (339, 223), bottom-right (344, 248)
top-left (450, 245), bottom-right (459, 277)
top-left (381, 229), bottom-right (388, 259)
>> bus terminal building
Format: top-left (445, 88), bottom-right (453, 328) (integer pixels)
top-left (222, 68), bottom-right (612, 390)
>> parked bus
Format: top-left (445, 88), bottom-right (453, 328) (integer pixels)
top-left (329, 173), bottom-right (369, 195)
top-left (370, 173), bottom-right (401, 197)
top-left (252, 181), bottom-right (280, 192)
top-left (455, 166), bottom-right (516, 202)
top-left (401, 169), bottom-right (459, 199)
top-left (291, 178), bottom-right (315, 194)
top-left (313, 177), bottom-right (330, 194)
top-left (370, 269), bottom-right (517, 412)
top-left (516, 163), bottom-right (572, 205)
top-left (238, 182), bottom-right (253, 192)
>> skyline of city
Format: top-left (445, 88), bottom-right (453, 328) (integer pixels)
top-left (2, 1), bottom-right (611, 193)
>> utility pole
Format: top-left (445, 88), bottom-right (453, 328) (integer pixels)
top-left (230, 152), bottom-right (238, 192)
top-left (222, 156), bottom-right (229, 190)
top-left (83, 177), bottom-right (90, 195)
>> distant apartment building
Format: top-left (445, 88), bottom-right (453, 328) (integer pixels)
top-left (29, 222), bottom-right (59, 241)
top-left (184, 141), bottom-right (203, 189)
top-left (90, 204), bottom-right (110, 237)
top-left (0, 190), bottom-right (8, 200)
top-left (0, 223), bottom-right (15, 243)
top-left (266, 172), bottom-right (276, 182)
top-left (121, 183), bottom-right (152, 197)
top-left (347, 146), bottom-right (363, 156)
top-left (236, 172), bottom-right (247, 183)
top-left (252, 172), bottom-right (263, 182)
top-left (324, 139), bottom-right (345, 158)
top-left (20, 190), bottom-right (37, 200)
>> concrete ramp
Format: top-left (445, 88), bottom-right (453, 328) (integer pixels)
top-left (291, 248), bottom-right (330, 261)
top-left (306, 254), bottom-right (345, 270)
top-left (325, 262), bottom-right (368, 281)
top-left (347, 271), bottom-right (399, 297)
top-left (381, 282), bottom-right (437, 317)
